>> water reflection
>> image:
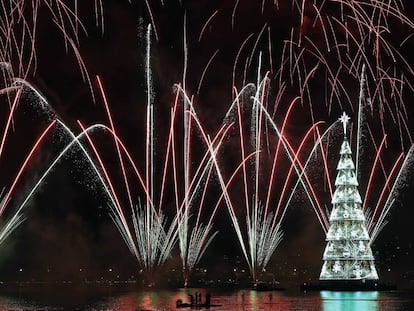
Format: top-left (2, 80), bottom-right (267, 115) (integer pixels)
top-left (103, 289), bottom-right (296, 310)
top-left (2, 288), bottom-right (414, 310)
top-left (321, 291), bottom-right (379, 311)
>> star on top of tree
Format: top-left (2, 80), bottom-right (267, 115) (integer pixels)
top-left (339, 112), bottom-right (350, 137)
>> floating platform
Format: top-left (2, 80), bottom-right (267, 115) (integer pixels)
top-left (300, 279), bottom-right (396, 291)
top-left (176, 300), bottom-right (221, 309)
top-left (176, 303), bottom-right (221, 309)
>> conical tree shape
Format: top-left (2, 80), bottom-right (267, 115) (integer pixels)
top-left (319, 113), bottom-right (378, 281)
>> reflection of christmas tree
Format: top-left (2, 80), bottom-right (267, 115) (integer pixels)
top-left (319, 113), bottom-right (378, 281)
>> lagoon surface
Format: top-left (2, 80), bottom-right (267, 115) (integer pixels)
top-left (1, 287), bottom-right (414, 310)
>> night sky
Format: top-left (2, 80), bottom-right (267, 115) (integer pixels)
top-left (1, 0), bottom-right (414, 287)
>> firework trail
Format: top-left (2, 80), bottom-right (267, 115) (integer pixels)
top-left (77, 83), bottom-right (175, 279)
top-left (48, 21), bottom-right (240, 285)
top-left (0, 0), bottom-right (103, 99)
top-left (69, 120), bottom-right (179, 276)
top-left (277, 0), bottom-right (414, 147)
top-left (0, 75), bottom-right (58, 245)
top-left (218, 71), bottom-right (329, 282)
top-left (0, 69), bottom-right (146, 257)
top-left (0, 191), bottom-right (24, 245)
top-left (176, 85), bottom-right (246, 285)
top-left (0, 89), bottom-right (175, 276)
top-left (351, 64), bottom-right (414, 242)
top-left (79, 69), bottom-right (240, 285)
top-left (85, 21), bottom-right (246, 285)
top-left (130, 1), bottom-right (413, 149)
top-left (369, 145), bottom-right (414, 243)
top-left (185, 0), bottom-right (414, 157)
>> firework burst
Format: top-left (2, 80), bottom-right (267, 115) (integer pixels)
top-left (0, 70), bottom-right (58, 245)
top-left (217, 65), bottom-right (329, 282)
top-left (75, 62), bottom-right (237, 286)
top-left (278, 0), bottom-right (414, 146)
top-left (0, 0), bottom-right (103, 101)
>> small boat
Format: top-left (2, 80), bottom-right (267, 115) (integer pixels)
top-left (176, 300), bottom-right (221, 309)
top-left (176, 294), bottom-right (221, 309)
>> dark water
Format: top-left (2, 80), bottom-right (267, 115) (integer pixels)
top-left (1, 287), bottom-right (414, 310)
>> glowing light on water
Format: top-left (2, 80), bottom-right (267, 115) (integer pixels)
top-left (321, 291), bottom-right (379, 311)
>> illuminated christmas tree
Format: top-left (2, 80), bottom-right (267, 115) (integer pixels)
top-left (319, 112), bottom-right (379, 281)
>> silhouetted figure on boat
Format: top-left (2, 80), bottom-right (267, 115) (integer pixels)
top-left (205, 292), bottom-right (211, 308)
top-left (176, 292), bottom-right (218, 309)
top-left (188, 294), bottom-right (195, 307)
